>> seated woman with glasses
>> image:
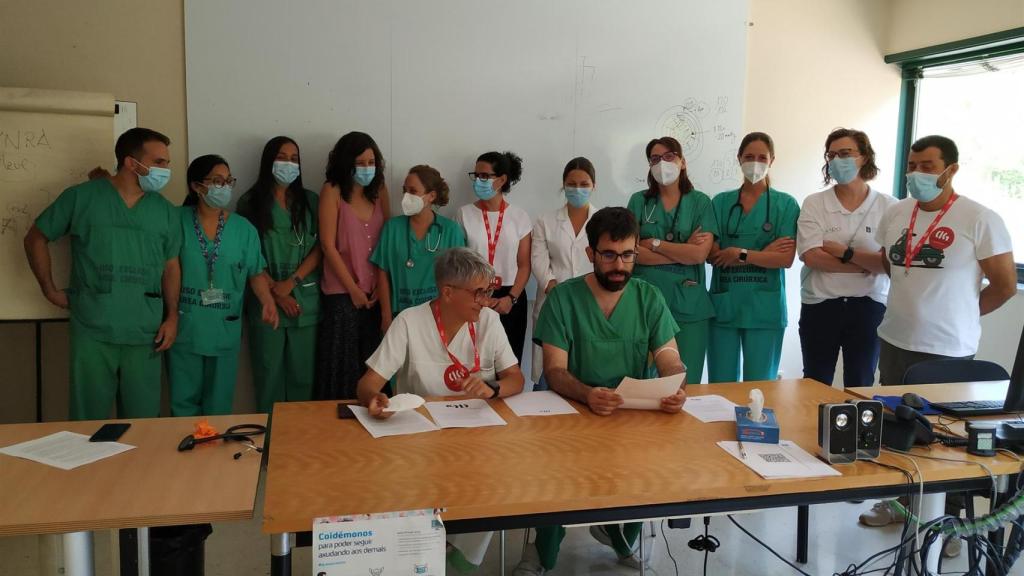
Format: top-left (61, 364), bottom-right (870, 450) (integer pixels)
top-left (357, 247), bottom-right (525, 413)
top-left (357, 247), bottom-right (524, 572)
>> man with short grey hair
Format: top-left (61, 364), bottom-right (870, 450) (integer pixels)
top-left (357, 247), bottom-right (524, 411)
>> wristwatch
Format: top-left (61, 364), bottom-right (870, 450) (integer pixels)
top-left (739, 248), bottom-right (749, 263)
top-left (651, 239), bottom-right (662, 252)
top-left (486, 381), bottom-right (500, 399)
top-left (840, 246), bottom-right (855, 264)
top-left (509, 292), bottom-right (520, 305)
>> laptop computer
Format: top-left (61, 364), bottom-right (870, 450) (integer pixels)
top-left (930, 322), bottom-right (1024, 417)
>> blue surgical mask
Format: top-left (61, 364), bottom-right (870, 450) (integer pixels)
top-left (828, 157), bottom-right (859, 185)
top-left (272, 161), bottom-right (300, 185)
top-left (906, 170), bottom-right (945, 202)
top-left (473, 177), bottom-right (498, 201)
top-left (564, 186), bottom-right (591, 208)
top-left (134, 161), bottom-right (171, 193)
top-left (353, 166), bottom-right (376, 187)
top-left (203, 184), bottom-right (233, 209)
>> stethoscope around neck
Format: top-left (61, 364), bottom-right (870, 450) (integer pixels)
top-left (726, 187), bottom-right (773, 239)
top-left (405, 215), bottom-right (442, 268)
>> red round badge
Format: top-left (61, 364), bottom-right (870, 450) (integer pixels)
top-left (491, 276), bottom-right (503, 289)
top-left (929, 226), bottom-right (955, 250)
top-left (444, 364), bottom-right (468, 391)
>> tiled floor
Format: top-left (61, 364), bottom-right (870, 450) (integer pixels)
top-left (5, 491), bottom-right (1013, 575)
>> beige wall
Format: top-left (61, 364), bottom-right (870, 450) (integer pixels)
top-left (888, 0), bottom-right (1024, 54)
top-left (0, 0), bottom-right (189, 422)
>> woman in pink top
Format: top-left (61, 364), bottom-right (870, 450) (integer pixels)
top-left (316, 132), bottom-right (390, 399)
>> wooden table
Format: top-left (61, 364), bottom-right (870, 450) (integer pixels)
top-left (0, 414), bottom-right (267, 576)
top-left (846, 381), bottom-right (1009, 404)
top-left (263, 380), bottom-right (1020, 575)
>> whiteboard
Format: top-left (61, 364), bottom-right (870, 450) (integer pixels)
top-left (185, 0), bottom-right (748, 221)
top-left (0, 87), bottom-right (114, 320)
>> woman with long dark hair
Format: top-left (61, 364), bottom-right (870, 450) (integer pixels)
top-left (169, 154), bottom-right (278, 416)
top-left (316, 132), bottom-right (390, 399)
top-left (237, 137), bottom-right (322, 411)
top-left (627, 137), bottom-right (717, 383)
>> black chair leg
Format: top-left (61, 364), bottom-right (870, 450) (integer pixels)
top-left (797, 505), bottom-right (809, 563)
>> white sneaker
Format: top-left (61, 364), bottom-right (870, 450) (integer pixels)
top-left (617, 552), bottom-right (646, 571)
top-left (589, 525), bottom-right (639, 554)
top-left (512, 544), bottom-right (546, 576)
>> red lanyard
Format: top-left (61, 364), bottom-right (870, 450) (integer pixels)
top-left (432, 301), bottom-right (479, 390)
top-left (904, 193), bottom-right (958, 273)
top-left (478, 200), bottom-right (507, 267)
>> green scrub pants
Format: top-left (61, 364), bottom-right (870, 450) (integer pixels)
top-left (707, 325), bottom-right (785, 383)
top-left (676, 319), bottom-right (709, 384)
top-left (167, 347), bottom-right (240, 416)
top-left (247, 323), bottom-right (316, 413)
top-left (534, 523), bottom-right (640, 570)
top-left (69, 327), bottom-right (162, 421)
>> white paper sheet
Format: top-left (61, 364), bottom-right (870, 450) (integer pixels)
top-left (683, 394), bottom-right (739, 422)
top-left (0, 431), bottom-right (135, 470)
top-left (383, 393), bottom-right (425, 413)
top-left (614, 374), bottom-right (685, 410)
top-left (424, 399), bottom-right (507, 428)
top-left (503, 391), bottom-right (579, 417)
top-left (717, 440), bottom-right (841, 479)
top-left (350, 405), bottom-right (440, 438)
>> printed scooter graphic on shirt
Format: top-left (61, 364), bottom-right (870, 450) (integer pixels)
top-left (889, 227), bottom-right (950, 269)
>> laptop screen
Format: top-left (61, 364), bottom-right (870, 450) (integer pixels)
top-left (1002, 322), bottom-right (1024, 411)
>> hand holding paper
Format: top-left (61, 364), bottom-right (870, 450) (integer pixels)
top-left (614, 374), bottom-right (685, 411)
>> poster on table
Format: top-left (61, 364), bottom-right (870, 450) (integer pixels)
top-left (313, 508), bottom-right (445, 575)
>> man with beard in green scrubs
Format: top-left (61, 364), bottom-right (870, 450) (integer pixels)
top-left (25, 128), bottom-right (182, 420)
top-left (513, 207), bottom-right (686, 575)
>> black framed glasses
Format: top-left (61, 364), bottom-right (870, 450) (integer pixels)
top-left (451, 285), bottom-right (495, 302)
top-left (468, 171), bottom-right (498, 181)
top-left (596, 250), bottom-right (637, 263)
top-left (203, 176), bottom-right (237, 187)
top-left (648, 152), bottom-right (679, 165)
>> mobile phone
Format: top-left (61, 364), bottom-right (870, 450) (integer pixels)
top-left (89, 423), bottom-right (131, 442)
top-left (337, 403), bottom-right (357, 419)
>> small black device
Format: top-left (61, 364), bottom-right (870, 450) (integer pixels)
top-left (848, 399), bottom-right (883, 460)
top-left (967, 421), bottom-right (998, 457)
top-left (89, 422), bottom-right (131, 442)
top-left (818, 403), bottom-right (858, 464)
top-left (901, 392), bottom-right (925, 411)
top-left (882, 404), bottom-right (935, 451)
top-left (337, 403), bottom-right (357, 419)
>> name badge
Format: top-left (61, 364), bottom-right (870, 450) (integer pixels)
top-left (201, 288), bottom-right (226, 306)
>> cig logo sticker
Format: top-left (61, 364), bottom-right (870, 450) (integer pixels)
top-left (929, 227), bottom-right (955, 250)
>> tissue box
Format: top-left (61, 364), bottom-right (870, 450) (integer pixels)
top-left (735, 407), bottom-right (779, 444)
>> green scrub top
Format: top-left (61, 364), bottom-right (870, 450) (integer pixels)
top-left (627, 190), bottom-right (718, 324)
top-left (236, 189), bottom-right (320, 328)
top-left (35, 178), bottom-right (182, 345)
top-left (176, 207), bottom-right (266, 355)
top-left (370, 212), bottom-right (466, 314)
top-left (533, 276), bottom-right (679, 389)
top-left (709, 188), bottom-right (800, 329)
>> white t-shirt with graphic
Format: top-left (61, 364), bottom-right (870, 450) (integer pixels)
top-left (797, 186), bottom-right (898, 304)
top-left (457, 201), bottom-right (532, 285)
top-left (875, 194), bottom-right (1013, 356)
top-left (365, 301), bottom-right (519, 397)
